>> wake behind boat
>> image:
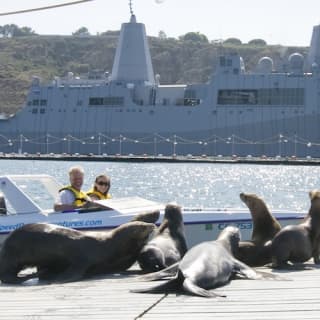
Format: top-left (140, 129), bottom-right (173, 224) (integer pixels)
top-left (0, 174), bottom-right (305, 247)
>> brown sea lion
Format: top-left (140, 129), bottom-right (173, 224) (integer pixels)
top-left (240, 192), bottom-right (281, 245)
top-left (235, 193), bottom-right (281, 266)
top-left (137, 204), bottom-right (188, 272)
top-left (271, 190), bottom-right (320, 268)
top-left (0, 221), bottom-right (155, 284)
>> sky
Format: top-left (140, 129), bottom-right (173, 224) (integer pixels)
top-left (1, 0), bottom-right (320, 46)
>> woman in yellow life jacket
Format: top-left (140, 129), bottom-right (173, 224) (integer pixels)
top-left (87, 174), bottom-right (112, 200)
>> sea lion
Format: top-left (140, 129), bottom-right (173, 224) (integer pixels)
top-left (235, 193), bottom-right (281, 266)
top-left (131, 226), bottom-right (279, 297)
top-left (271, 190), bottom-right (320, 268)
top-left (0, 221), bottom-right (155, 284)
top-left (240, 192), bottom-right (281, 245)
top-left (137, 204), bottom-right (188, 272)
top-left (130, 210), bottom-right (160, 224)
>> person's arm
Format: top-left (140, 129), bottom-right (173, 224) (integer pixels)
top-left (54, 190), bottom-right (78, 212)
top-left (53, 202), bottom-right (77, 212)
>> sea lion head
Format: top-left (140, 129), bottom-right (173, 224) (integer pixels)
top-left (164, 203), bottom-right (183, 226)
top-left (309, 190), bottom-right (320, 202)
top-left (131, 210), bottom-right (160, 224)
top-left (128, 221), bottom-right (156, 239)
top-left (113, 221), bottom-right (156, 243)
top-left (138, 245), bottom-right (167, 272)
top-left (240, 192), bottom-right (280, 244)
top-left (217, 226), bottom-right (240, 255)
top-left (308, 190), bottom-right (320, 218)
top-left (240, 192), bottom-right (267, 214)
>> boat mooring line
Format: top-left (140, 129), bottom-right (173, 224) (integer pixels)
top-left (134, 293), bottom-right (168, 319)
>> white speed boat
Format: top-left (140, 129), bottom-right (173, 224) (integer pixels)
top-left (0, 174), bottom-right (306, 247)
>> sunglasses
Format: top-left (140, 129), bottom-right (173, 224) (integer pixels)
top-left (96, 181), bottom-right (109, 186)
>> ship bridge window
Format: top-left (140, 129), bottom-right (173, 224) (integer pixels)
top-left (218, 90), bottom-right (258, 105)
top-left (40, 99), bottom-right (47, 106)
top-left (90, 97), bottom-right (103, 105)
top-left (220, 57), bottom-right (226, 67)
top-left (32, 99), bottom-right (39, 106)
top-left (89, 96), bottom-right (124, 106)
top-left (32, 108), bottom-right (38, 114)
top-left (218, 88), bottom-right (304, 106)
top-left (133, 99), bottom-right (144, 106)
top-left (257, 88), bottom-right (304, 106)
top-left (185, 89), bottom-right (196, 98)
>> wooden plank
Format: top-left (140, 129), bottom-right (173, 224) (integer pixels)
top-left (1, 263), bottom-right (320, 319)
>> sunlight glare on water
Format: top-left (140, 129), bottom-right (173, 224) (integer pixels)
top-left (0, 160), bottom-right (319, 212)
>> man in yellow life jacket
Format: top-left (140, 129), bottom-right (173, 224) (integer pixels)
top-left (54, 166), bottom-right (91, 212)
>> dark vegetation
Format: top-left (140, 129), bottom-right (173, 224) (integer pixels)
top-left (0, 25), bottom-right (308, 114)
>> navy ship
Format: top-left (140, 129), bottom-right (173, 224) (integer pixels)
top-left (1, 5), bottom-right (320, 158)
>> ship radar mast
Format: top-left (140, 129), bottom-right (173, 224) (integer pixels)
top-left (129, 0), bottom-right (134, 16)
top-left (129, 0), bottom-right (136, 22)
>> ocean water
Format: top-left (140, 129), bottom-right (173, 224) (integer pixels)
top-left (0, 159), bottom-right (319, 212)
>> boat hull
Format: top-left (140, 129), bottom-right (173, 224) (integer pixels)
top-left (0, 211), bottom-right (305, 248)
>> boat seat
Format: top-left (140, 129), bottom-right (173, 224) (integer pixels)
top-left (0, 193), bottom-right (7, 215)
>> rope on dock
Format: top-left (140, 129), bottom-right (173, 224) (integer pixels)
top-left (134, 294), bottom-right (168, 319)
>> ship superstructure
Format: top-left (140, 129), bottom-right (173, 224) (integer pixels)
top-left (1, 7), bottom-right (320, 157)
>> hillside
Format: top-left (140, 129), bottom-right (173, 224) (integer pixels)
top-left (0, 34), bottom-right (308, 114)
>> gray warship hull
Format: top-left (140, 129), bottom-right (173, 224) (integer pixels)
top-left (1, 14), bottom-right (320, 158)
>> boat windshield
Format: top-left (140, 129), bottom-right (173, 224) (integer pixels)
top-left (3, 175), bottom-right (61, 214)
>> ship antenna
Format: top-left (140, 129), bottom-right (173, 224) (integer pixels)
top-left (129, 0), bottom-right (134, 16)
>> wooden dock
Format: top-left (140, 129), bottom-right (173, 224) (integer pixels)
top-left (1, 263), bottom-right (320, 320)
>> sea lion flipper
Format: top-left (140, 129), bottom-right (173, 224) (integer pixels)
top-left (233, 260), bottom-right (291, 281)
top-left (130, 277), bottom-right (180, 294)
top-left (233, 266), bottom-right (260, 280)
top-left (0, 272), bottom-right (38, 284)
top-left (138, 262), bottom-right (179, 281)
top-left (254, 270), bottom-right (292, 281)
top-left (182, 279), bottom-right (226, 298)
top-left (232, 259), bottom-right (267, 280)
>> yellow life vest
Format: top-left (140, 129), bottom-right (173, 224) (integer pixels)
top-left (86, 188), bottom-right (111, 200)
top-left (59, 185), bottom-right (88, 207)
